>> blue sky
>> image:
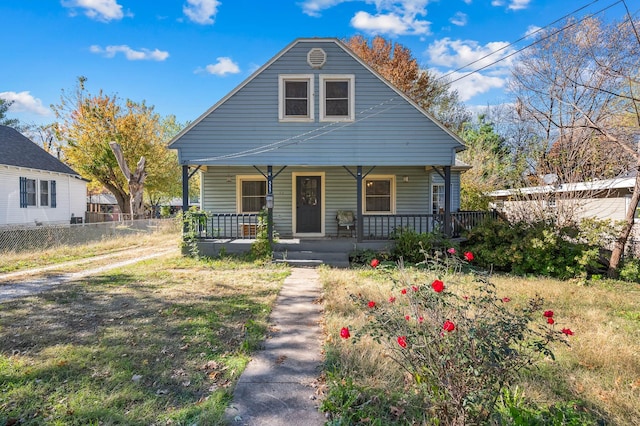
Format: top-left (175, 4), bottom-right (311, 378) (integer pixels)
top-left (1, 0), bottom-right (634, 128)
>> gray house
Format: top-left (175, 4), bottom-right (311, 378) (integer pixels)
top-left (170, 38), bottom-right (472, 246)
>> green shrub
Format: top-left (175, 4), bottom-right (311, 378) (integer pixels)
top-left (391, 228), bottom-right (451, 265)
top-left (619, 258), bottom-right (640, 283)
top-left (463, 219), bottom-right (604, 279)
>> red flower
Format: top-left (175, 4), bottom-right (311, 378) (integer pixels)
top-left (443, 320), bottom-right (455, 332)
top-left (562, 328), bottom-right (574, 336)
top-left (543, 310), bottom-right (554, 318)
top-left (397, 336), bottom-right (407, 348)
top-left (340, 327), bottom-right (350, 339)
top-left (447, 247), bottom-right (456, 254)
top-left (370, 258), bottom-right (380, 268)
top-left (368, 301), bottom-right (376, 308)
top-left (412, 285), bottom-right (419, 292)
top-left (401, 288), bottom-right (407, 295)
top-left (501, 297), bottom-right (511, 303)
top-left (418, 316), bottom-right (424, 323)
top-left (431, 279), bottom-right (444, 293)
top-left (405, 315), bottom-right (411, 321)
top-left (388, 296), bottom-right (396, 303)
top-left (547, 317), bottom-right (555, 325)
top-left (463, 251), bottom-right (474, 262)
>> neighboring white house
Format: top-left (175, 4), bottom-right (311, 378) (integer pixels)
top-left (0, 125), bottom-right (87, 226)
top-left (489, 176), bottom-right (637, 224)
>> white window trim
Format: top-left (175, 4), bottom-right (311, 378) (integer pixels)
top-left (319, 74), bottom-right (355, 122)
top-left (363, 175), bottom-right (396, 214)
top-left (236, 175), bottom-right (267, 213)
top-left (278, 74), bottom-right (314, 122)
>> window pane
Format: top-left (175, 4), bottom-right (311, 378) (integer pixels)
top-left (241, 181), bottom-right (266, 212)
top-left (326, 100), bottom-right (348, 116)
top-left (285, 99), bottom-right (308, 116)
top-left (40, 180), bottom-right (49, 206)
top-left (366, 197), bottom-right (390, 212)
top-left (285, 81), bottom-right (307, 98)
top-left (366, 180), bottom-right (390, 196)
top-left (26, 179), bottom-right (36, 206)
top-left (326, 81), bottom-right (348, 98)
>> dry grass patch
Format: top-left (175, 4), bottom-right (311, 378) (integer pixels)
top-left (320, 267), bottom-right (640, 425)
top-left (0, 254), bottom-right (289, 425)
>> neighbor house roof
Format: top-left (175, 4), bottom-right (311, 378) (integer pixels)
top-left (489, 177), bottom-right (636, 199)
top-left (0, 125), bottom-right (80, 176)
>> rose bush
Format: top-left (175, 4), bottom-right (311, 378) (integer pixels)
top-left (342, 250), bottom-right (572, 425)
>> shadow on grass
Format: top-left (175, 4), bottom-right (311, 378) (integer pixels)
top-left (0, 265), bottom-right (283, 425)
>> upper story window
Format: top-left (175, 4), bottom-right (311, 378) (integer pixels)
top-left (364, 175), bottom-right (395, 214)
top-left (320, 75), bottom-right (355, 122)
top-left (279, 74), bottom-right (314, 122)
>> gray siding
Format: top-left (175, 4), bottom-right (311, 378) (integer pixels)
top-left (201, 166), bottom-right (461, 238)
top-left (172, 39), bottom-right (464, 167)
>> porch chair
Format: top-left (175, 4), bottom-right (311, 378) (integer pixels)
top-left (336, 210), bottom-right (356, 237)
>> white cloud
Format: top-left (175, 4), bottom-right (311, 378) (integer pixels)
top-left (491, 0), bottom-right (530, 10)
top-left (426, 37), bottom-right (515, 69)
top-left (183, 0), bottom-right (220, 25)
top-left (300, 0), bottom-right (431, 35)
top-left (90, 45), bottom-right (170, 61)
top-left (0, 91), bottom-right (51, 116)
top-left (462, 0), bottom-right (472, 4)
top-left (433, 70), bottom-right (505, 102)
top-left (299, 0), bottom-right (348, 17)
top-left (524, 25), bottom-right (542, 38)
top-left (449, 11), bottom-right (467, 26)
top-left (61, 0), bottom-right (127, 21)
top-left (204, 57), bottom-right (240, 76)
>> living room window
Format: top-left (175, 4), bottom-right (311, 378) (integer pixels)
top-left (320, 74), bottom-right (354, 121)
top-left (25, 178), bottom-right (36, 207)
top-left (279, 74), bottom-right (314, 121)
top-left (237, 177), bottom-right (267, 213)
top-left (364, 176), bottom-right (395, 214)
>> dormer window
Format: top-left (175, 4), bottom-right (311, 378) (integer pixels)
top-left (279, 74), bottom-right (314, 122)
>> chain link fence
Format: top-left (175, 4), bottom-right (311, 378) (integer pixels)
top-left (0, 219), bottom-right (180, 253)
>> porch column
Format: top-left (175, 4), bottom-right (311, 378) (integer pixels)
top-left (182, 165), bottom-right (189, 213)
top-left (444, 165), bottom-right (452, 237)
top-left (356, 166), bottom-right (363, 242)
top-left (267, 165), bottom-right (274, 245)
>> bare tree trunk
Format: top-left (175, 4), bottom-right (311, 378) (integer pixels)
top-left (109, 141), bottom-right (147, 220)
top-left (608, 169), bottom-right (640, 277)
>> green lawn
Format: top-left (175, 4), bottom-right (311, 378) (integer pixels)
top-left (0, 254), bottom-right (289, 425)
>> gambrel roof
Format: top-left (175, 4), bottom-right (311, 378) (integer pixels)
top-left (0, 125), bottom-right (80, 176)
top-left (170, 38), bottom-right (466, 167)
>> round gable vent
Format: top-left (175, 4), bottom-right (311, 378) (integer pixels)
top-left (307, 48), bottom-right (326, 69)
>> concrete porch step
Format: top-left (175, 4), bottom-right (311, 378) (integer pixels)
top-left (272, 250), bottom-right (350, 268)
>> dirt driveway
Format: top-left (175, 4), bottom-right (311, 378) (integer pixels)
top-left (0, 244), bottom-right (179, 303)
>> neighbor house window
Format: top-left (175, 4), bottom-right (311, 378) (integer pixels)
top-left (364, 176), bottom-right (395, 214)
top-left (320, 75), bottom-right (355, 121)
top-left (237, 177), bottom-right (267, 213)
top-left (279, 74), bottom-right (314, 121)
top-left (40, 180), bottom-right (50, 207)
top-left (19, 177), bottom-right (37, 208)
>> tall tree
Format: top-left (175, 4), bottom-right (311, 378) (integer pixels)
top-left (0, 98), bottom-right (20, 128)
top-left (52, 77), bottom-right (183, 217)
top-left (345, 35), bottom-right (470, 132)
top-left (510, 16), bottom-right (640, 275)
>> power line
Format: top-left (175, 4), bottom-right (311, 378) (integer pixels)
top-left (444, 0), bottom-right (626, 86)
top-left (437, 0), bottom-right (606, 82)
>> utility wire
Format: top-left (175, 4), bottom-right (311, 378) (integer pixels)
top-left (437, 0), bottom-right (606, 82)
top-left (445, 0), bottom-right (626, 85)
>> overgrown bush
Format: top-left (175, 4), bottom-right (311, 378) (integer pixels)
top-left (335, 252), bottom-right (574, 425)
top-left (463, 219), bottom-right (605, 279)
top-left (391, 228), bottom-right (452, 265)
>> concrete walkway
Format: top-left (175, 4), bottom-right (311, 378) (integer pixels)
top-left (225, 267), bottom-right (325, 426)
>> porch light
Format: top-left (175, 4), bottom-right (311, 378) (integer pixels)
top-left (403, 176), bottom-right (409, 182)
top-left (265, 194), bottom-right (274, 209)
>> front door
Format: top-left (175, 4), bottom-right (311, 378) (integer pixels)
top-left (296, 175), bottom-right (322, 233)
